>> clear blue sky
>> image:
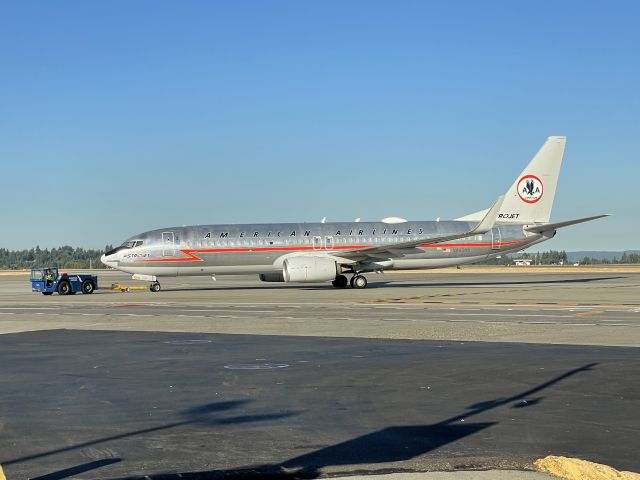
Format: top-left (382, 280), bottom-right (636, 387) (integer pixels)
top-left (1, 1), bottom-right (638, 251)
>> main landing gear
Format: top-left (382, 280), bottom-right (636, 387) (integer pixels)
top-left (332, 275), bottom-right (348, 288)
top-left (149, 282), bottom-right (161, 292)
top-left (332, 274), bottom-right (368, 289)
top-left (350, 275), bottom-right (368, 289)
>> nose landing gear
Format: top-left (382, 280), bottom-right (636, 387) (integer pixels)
top-left (150, 282), bottom-right (161, 292)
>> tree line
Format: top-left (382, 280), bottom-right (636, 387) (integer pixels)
top-left (479, 250), bottom-right (640, 266)
top-left (575, 251), bottom-right (640, 265)
top-left (0, 246), bottom-right (113, 270)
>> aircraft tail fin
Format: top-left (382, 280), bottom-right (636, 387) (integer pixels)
top-left (457, 136), bottom-right (566, 224)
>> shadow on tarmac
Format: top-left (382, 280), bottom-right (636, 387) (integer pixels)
top-left (30, 458), bottom-right (123, 480)
top-left (6, 363), bottom-right (598, 480)
top-left (3, 400), bottom-right (298, 472)
top-left (369, 275), bottom-right (626, 289)
top-left (151, 275), bottom-right (625, 293)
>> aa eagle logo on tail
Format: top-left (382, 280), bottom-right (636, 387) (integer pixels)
top-left (525, 179), bottom-right (535, 196)
top-left (517, 175), bottom-right (543, 203)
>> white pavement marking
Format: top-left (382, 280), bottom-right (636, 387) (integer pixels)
top-left (184, 309), bottom-right (277, 313)
top-left (0, 307), bottom-right (59, 310)
top-left (444, 313), bottom-right (567, 318)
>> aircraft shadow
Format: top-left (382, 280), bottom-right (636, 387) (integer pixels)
top-left (29, 458), bottom-right (123, 480)
top-left (5, 362), bottom-right (598, 480)
top-left (364, 275), bottom-right (626, 289)
top-left (3, 400), bottom-right (299, 467)
top-left (151, 275), bottom-right (625, 292)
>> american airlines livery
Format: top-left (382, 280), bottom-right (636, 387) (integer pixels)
top-left (102, 137), bottom-right (608, 291)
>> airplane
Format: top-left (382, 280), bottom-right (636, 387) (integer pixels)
top-left (101, 136), bottom-right (608, 291)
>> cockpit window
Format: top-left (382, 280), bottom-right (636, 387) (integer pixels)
top-left (122, 240), bottom-right (144, 248)
top-left (105, 239), bottom-right (143, 257)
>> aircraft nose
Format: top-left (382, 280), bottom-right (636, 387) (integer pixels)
top-left (101, 253), bottom-right (118, 268)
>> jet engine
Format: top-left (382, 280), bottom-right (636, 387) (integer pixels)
top-left (282, 256), bottom-right (338, 283)
top-left (258, 273), bottom-right (285, 282)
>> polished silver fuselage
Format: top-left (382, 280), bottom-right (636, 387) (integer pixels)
top-left (103, 220), bottom-right (546, 277)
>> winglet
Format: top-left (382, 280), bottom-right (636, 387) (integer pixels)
top-left (470, 195), bottom-right (504, 234)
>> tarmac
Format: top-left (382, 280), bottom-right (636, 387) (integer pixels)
top-left (0, 268), bottom-right (638, 479)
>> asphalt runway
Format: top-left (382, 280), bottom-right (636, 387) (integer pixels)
top-left (0, 269), bottom-right (639, 346)
top-left (1, 330), bottom-right (638, 480)
top-left (0, 269), bottom-right (638, 479)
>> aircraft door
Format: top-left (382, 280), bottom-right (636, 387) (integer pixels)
top-left (491, 227), bottom-right (501, 250)
top-left (325, 236), bottom-right (334, 250)
top-left (313, 236), bottom-right (322, 250)
top-left (162, 231), bottom-right (175, 256)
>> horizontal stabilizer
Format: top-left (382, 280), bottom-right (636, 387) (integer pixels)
top-left (524, 214), bottom-right (610, 234)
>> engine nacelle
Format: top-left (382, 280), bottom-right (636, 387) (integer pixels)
top-left (282, 256), bottom-right (337, 283)
top-left (258, 273), bottom-right (285, 282)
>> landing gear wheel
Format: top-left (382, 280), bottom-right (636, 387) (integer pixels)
top-left (332, 275), bottom-right (348, 288)
top-left (351, 275), bottom-right (368, 289)
top-left (150, 282), bottom-right (161, 292)
top-left (57, 280), bottom-right (71, 295)
top-left (81, 280), bottom-right (95, 294)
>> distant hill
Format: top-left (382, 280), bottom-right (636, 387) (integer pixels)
top-left (565, 251), bottom-right (640, 262)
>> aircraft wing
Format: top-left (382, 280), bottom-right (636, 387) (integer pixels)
top-left (337, 195), bottom-right (504, 262)
top-left (524, 214), bottom-right (610, 234)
